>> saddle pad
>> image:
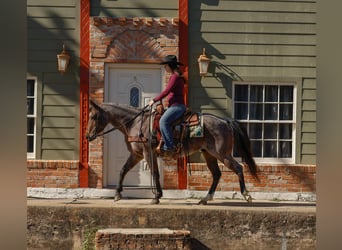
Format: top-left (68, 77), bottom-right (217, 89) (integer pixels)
top-left (188, 113), bottom-right (204, 138)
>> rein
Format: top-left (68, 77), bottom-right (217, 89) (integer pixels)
top-left (90, 105), bottom-right (149, 140)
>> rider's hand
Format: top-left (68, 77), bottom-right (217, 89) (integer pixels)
top-left (149, 99), bottom-right (154, 107)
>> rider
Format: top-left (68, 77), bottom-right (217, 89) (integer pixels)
top-left (149, 55), bottom-right (186, 156)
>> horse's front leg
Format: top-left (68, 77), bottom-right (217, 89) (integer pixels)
top-left (146, 152), bottom-right (163, 204)
top-left (114, 153), bottom-right (142, 202)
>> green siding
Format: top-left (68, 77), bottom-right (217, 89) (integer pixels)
top-left (27, 0), bottom-right (79, 160)
top-left (90, 0), bottom-right (177, 17)
top-left (188, 0), bottom-right (316, 164)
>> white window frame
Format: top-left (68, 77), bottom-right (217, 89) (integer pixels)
top-left (27, 77), bottom-right (37, 159)
top-left (233, 81), bottom-right (297, 164)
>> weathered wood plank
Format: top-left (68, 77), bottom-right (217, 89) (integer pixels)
top-left (41, 149), bottom-right (76, 159)
top-left (200, 1), bottom-right (316, 13)
top-left (302, 132), bottom-right (316, 143)
top-left (27, 6), bottom-right (76, 18)
top-left (302, 100), bottom-right (316, 111)
top-left (43, 95), bottom-right (77, 106)
top-left (302, 122), bottom-right (316, 133)
top-left (43, 117), bottom-right (76, 128)
top-left (42, 128), bottom-right (76, 139)
top-left (43, 106), bottom-right (76, 117)
top-left (27, 0), bottom-right (76, 7)
top-left (198, 11), bottom-right (315, 23)
top-left (43, 83), bottom-right (77, 95)
top-left (302, 89), bottom-right (316, 100)
top-left (301, 144), bottom-right (316, 154)
top-left (198, 33), bottom-right (316, 45)
top-left (28, 18), bottom-right (76, 29)
top-left (191, 44), bottom-right (316, 57)
top-left (192, 22), bottom-right (316, 35)
top-left (42, 139), bottom-right (75, 150)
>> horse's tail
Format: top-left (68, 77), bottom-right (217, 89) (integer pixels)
top-left (226, 118), bottom-right (259, 181)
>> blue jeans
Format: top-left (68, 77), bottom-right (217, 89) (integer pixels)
top-left (159, 104), bottom-right (186, 150)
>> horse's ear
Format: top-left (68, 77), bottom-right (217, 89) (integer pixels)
top-left (90, 99), bottom-right (103, 112)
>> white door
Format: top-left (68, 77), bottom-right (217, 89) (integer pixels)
top-left (104, 64), bottom-right (163, 189)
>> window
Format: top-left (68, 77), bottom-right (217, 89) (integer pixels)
top-left (27, 78), bottom-right (37, 158)
top-left (233, 82), bottom-right (296, 163)
top-left (130, 86), bottom-right (140, 107)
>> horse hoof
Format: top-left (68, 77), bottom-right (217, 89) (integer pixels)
top-left (113, 194), bottom-right (122, 202)
top-left (198, 200), bottom-right (207, 205)
top-left (150, 198), bottom-right (160, 205)
top-left (244, 195), bottom-right (252, 203)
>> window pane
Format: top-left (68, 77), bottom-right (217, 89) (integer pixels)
top-left (251, 140), bottom-right (262, 157)
top-left (279, 141), bottom-right (292, 158)
top-left (235, 103), bottom-right (248, 119)
top-left (27, 79), bottom-right (35, 96)
top-left (280, 86), bottom-right (293, 102)
top-left (130, 87), bottom-right (139, 107)
top-left (27, 136), bottom-right (34, 153)
top-left (27, 98), bottom-right (34, 115)
top-left (263, 141), bottom-right (277, 157)
top-left (249, 103), bottom-right (263, 119)
top-left (264, 123), bottom-right (277, 139)
top-left (265, 85), bottom-right (278, 102)
top-left (279, 104), bottom-right (293, 120)
top-left (234, 85), bottom-right (248, 101)
top-left (264, 104), bottom-right (277, 120)
top-left (249, 123), bottom-right (262, 139)
top-left (279, 123), bottom-right (292, 139)
top-left (250, 85), bottom-right (263, 102)
top-left (27, 118), bottom-right (35, 134)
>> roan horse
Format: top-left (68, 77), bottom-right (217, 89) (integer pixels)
top-left (86, 100), bottom-right (259, 205)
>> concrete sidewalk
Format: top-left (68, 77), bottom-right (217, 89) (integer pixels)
top-left (27, 197), bottom-right (316, 213)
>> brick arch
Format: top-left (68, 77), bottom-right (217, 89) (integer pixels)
top-left (90, 17), bottom-right (179, 64)
top-left (107, 29), bottom-right (165, 62)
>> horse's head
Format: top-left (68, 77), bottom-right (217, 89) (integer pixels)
top-left (86, 100), bottom-right (110, 141)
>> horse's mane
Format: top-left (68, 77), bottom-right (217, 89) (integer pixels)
top-left (101, 102), bottom-right (142, 113)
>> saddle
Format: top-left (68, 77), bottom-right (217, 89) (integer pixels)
top-left (127, 105), bottom-right (204, 153)
top-left (152, 107), bottom-right (203, 153)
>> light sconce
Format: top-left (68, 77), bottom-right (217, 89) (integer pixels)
top-left (197, 48), bottom-right (210, 77)
top-left (57, 44), bottom-right (70, 74)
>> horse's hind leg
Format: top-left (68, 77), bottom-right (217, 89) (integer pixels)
top-left (198, 151), bottom-right (222, 205)
top-left (224, 155), bottom-right (252, 203)
top-left (114, 153), bottom-right (142, 202)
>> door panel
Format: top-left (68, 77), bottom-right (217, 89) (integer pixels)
top-left (104, 64), bottom-right (162, 188)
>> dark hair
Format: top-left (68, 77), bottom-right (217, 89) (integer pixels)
top-left (167, 62), bottom-right (183, 76)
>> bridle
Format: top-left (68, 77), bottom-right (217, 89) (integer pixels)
top-left (86, 105), bottom-right (150, 141)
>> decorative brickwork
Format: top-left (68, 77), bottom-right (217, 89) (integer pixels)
top-left (95, 228), bottom-right (191, 250)
top-left (88, 17), bottom-right (179, 188)
top-left (27, 160), bottom-right (79, 188)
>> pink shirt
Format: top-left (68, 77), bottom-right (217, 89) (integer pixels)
top-left (153, 74), bottom-right (185, 106)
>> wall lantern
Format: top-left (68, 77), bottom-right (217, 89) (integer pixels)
top-left (57, 44), bottom-right (70, 74)
top-left (197, 48), bottom-right (210, 77)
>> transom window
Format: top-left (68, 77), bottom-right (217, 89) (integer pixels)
top-left (27, 78), bottom-right (37, 158)
top-left (233, 82), bottom-right (296, 163)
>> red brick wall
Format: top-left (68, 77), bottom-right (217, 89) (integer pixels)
top-left (26, 159), bottom-right (315, 194)
top-left (27, 160), bottom-right (79, 188)
top-left (162, 163), bottom-right (316, 193)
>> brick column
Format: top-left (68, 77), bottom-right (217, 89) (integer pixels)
top-left (79, 0), bottom-right (90, 187)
